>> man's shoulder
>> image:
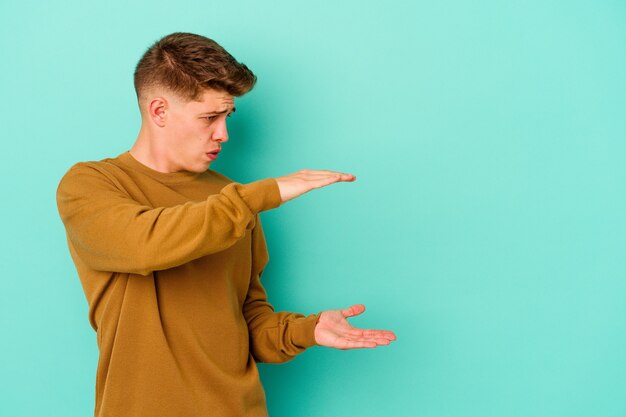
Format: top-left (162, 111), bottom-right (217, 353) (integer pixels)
top-left (62, 159), bottom-right (115, 174)
top-left (57, 154), bottom-right (128, 192)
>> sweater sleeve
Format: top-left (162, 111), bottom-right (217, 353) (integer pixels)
top-left (55, 162), bottom-right (282, 276)
top-left (243, 215), bottom-right (321, 364)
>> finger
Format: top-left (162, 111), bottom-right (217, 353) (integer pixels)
top-left (307, 175), bottom-right (353, 190)
top-left (342, 304), bottom-right (366, 318)
top-left (337, 339), bottom-right (378, 350)
top-left (346, 336), bottom-right (394, 345)
top-left (302, 169), bottom-right (356, 178)
top-left (360, 329), bottom-right (397, 340)
top-left (344, 327), bottom-right (396, 341)
top-left (344, 331), bottom-right (395, 342)
top-left (334, 173), bottom-right (356, 182)
top-left (302, 172), bottom-right (356, 183)
top-left (302, 173), bottom-right (356, 182)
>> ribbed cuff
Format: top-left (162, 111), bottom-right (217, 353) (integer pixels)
top-left (290, 312), bottom-right (323, 349)
top-left (237, 178), bottom-right (282, 214)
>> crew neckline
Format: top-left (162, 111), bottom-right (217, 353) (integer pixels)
top-left (115, 151), bottom-right (205, 183)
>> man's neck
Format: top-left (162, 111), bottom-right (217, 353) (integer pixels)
top-left (129, 130), bottom-right (177, 174)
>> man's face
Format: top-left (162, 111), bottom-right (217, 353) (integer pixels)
top-left (163, 88), bottom-right (235, 173)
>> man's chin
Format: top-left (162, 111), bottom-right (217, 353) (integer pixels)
top-left (198, 162), bottom-right (211, 171)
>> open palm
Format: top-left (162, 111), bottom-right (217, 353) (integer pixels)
top-left (314, 304), bottom-right (396, 350)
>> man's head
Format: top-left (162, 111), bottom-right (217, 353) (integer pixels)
top-left (134, 32), bottom-right (256, 104)
top-left (132, 32), bottom-right (256, 173)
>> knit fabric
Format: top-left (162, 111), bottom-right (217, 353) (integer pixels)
top-left (56, 150), bottom-right (321, 417)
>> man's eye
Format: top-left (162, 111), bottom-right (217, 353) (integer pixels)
top-left (205, 113), bottom-right (232, 122)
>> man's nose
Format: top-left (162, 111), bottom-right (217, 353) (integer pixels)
top-left (212, 119), bottom-right (229, 143)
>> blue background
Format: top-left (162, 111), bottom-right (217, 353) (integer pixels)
top-left (1, 1), bottom-right (625, 416)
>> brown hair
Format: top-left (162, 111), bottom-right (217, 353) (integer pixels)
top-left (134, 32), bottom-right (257, 103)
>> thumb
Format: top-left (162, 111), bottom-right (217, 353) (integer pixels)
top-left (342, 304), bottom-right (366, 318)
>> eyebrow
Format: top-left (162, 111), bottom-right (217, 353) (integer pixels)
top-left (199, 107), bottom-right (236, 116)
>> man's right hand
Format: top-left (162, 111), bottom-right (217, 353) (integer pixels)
top-left (275, 170), bottom-right (356, 204)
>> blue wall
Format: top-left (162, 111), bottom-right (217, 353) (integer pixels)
top-left (1, 1), bottom-right (625, 416)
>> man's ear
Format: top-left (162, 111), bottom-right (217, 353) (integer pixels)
top-left (147, 96), bottom-right (168, 127)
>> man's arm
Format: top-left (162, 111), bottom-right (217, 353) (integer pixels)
top-left (243, 216), bottom-right (321, 364)
top-left (56, 162), bottom-right (282, 276)
top-left (242, 217), bottom-right (397, 363)
top-left (56, 163), bottom-right (357, 277)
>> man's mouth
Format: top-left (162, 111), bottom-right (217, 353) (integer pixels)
top-left (206, 150), bottom-right (220, 161)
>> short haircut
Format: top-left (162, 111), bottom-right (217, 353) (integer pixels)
top-left (134, 32), bottom-right (257, 104)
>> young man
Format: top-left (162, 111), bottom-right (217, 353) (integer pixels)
top-left (56, 32), bottom-right (396, 417)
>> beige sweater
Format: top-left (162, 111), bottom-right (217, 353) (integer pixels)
top-left (56, 150), bottom-right (321, 417)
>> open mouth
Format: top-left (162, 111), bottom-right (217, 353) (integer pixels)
top-left (206, 151), bottom-right (220, 161)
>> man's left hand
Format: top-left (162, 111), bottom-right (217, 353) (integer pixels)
top-left (314, 304), bottom-right (396, 349)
